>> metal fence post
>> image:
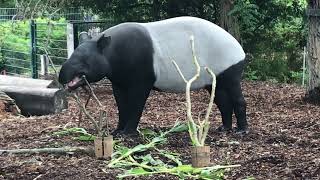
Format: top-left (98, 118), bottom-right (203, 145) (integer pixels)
top-left (67, 23), bottom-right (75, 58)
top-left (73, 23), bottom-right (79, 49)
top-left (40, 54), bottom-right (49, 76)
top-left (30, 19), bottom-right (38, 79)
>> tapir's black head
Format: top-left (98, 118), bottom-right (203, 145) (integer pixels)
top-left (58, 32), bottom-right (111, 90)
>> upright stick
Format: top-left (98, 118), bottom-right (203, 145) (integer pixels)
top-left (172, 35), bottom-right (216, 146)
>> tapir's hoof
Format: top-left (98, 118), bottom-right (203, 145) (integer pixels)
top-left (216, 126), bottom-right (232, 133)
top-left (111, 129), bottom-right (139, 137)
top-left (234, 127), bottom-right (249, 135)
top-left (122, 129), bottom-right (139, 137)
top-left (111, 129), bottom-right (124, 136)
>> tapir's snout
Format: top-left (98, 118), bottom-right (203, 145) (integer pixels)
top-left (58, 62), bottom-right (86, 91)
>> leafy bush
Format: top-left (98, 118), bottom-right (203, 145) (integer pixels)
top-left (244, 57), bottom-right (305, 84)
top-left (0, 20), bottom-right (30, 75)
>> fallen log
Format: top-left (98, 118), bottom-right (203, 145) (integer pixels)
top-left (0, 146), bottom-right (94, 156)
top-left (0, 75), bottom-right (59, 88)
top-left (0, 86), bottom-right (68, 116)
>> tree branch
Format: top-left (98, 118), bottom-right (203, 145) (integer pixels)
top-left (172, 35), bottom-right (217, 146)
top-left (0, 146), bottom-right (93, 155)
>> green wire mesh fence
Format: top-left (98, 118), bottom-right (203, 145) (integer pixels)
top-left (0, 7), bottom-right (119, 79)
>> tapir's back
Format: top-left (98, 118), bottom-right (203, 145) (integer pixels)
top-left (140, 16), bottom-right (245, 92)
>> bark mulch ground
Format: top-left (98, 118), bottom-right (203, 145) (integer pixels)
top-left (0, 80), bottom-right (319, 180)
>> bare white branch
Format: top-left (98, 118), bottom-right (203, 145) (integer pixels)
top-left (173, 35), bottom-right (217, 146)
top-left (172, 60), bottom-right (188, 83)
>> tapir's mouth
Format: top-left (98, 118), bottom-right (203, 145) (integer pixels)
top-left (66, 76), bottom-right (84, 90)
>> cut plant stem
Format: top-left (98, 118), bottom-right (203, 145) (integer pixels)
top-left (172, 35), bottom-right (217, 147)
top-left (82, 75), bottom-right (109, 135)
top-left (108, 122), bottom-right (183, 167)
top-left (68, 75), bottom-right (110, 136)
top-left (0, 147), bottom-right (93, 155)
top-left (69, 93), bottom-right (102, 136)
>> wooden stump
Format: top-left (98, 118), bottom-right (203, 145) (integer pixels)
top-left (94, 136), bottom-right (113, 159)
top-left (191, 146), bottom-right (210, 168)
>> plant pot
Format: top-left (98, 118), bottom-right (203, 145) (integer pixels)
top-left (191, 146), bottom-right (210, 168)
top-left (94, 135), bottom-right (113, 159)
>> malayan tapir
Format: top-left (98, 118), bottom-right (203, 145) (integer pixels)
top-left (58, 16), bottom-right (248, 135)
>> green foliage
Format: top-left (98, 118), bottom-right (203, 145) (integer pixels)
top-left (53, 127), bottom-right (96, 141)
top-left (229, 0), bottom-right (261, 36)
top-left (109, 121), bottom-right (188, 167)
top-left (0, 17), bottom-right (67, 75)
top-left (244, 57), bottom-right (306, 84)
top-left (235, 0), bottom-right (307, 84)
top-left (108, 121), bottom-right (239, 180)
top-left (0, 20), bottom-right (31, 74)
top-left (0, 0), bottom-right (15, 7)
top-left (35, 18), bottom-right (67, 66)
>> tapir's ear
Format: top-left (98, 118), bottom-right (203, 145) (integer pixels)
top-left (97, 34), bottom-right (111, 50)
top-left (79, 32), bottom-right (90, 44)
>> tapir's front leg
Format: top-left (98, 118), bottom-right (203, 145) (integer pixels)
top-left (112, 84), bottom-right (128, 134)
top-left (122, 84), bottom-right (153, 135)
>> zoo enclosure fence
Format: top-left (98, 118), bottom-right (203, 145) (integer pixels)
top-left (0, 8), bottom-right (117, 79)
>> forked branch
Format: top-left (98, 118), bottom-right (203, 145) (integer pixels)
top-left (172, 35), bottom-right (216, 146)
top-left (67, 76), bottom-right (109, 137)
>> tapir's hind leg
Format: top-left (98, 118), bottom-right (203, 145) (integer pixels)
top-left (208, 60), bottom-right (248, 133)
top-left (227, 83), bottom-right (247, 132)
top-left (223, 61), bottom-right (248, 133)
top-left (206, 85), bottom-right (233, 132)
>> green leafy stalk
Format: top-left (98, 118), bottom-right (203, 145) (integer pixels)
top-left (118, 164), bottom-right (240, 179)
top-left (107, 123), bottom-right (240, 179)
top-left (53, 127), bottom-right (95, 141)
top-left (108, 121), bottom-right (185, 167)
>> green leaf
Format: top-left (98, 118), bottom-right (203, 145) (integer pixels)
top-left (118, 167), bottom-right (152, 178)
top-left (136, 154), bottom-right (164, 166)
top-left (73, 135), bottom-right (95, 141)
top-left (174, 165), bottom-right (194, 173)
top-left (139, 128), bottom-right (157, 137)
top-left (158, 150), bottom-right (182, 166)
top-left (168, 121), bottom-right (188, 133)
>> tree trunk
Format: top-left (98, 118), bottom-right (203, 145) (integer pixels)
top-left (305, 1), bottom-right (320, 103)
top-left (167, 0), bottom-right (181, 17)
top-left (152, 0), bottom-right (161, 20)
top-left (219, 0), bottom-right (240, 41)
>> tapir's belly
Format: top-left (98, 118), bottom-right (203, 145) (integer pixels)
top-left (141, 17), bottom-right (245, 93)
